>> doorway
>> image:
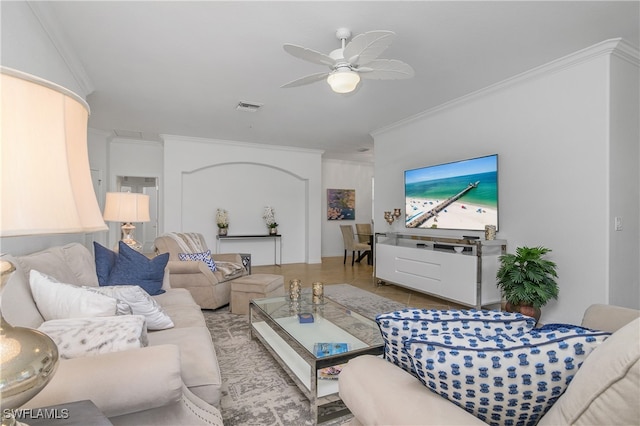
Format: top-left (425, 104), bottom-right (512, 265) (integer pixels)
top-left (116, 176), bottom-right (159, 252)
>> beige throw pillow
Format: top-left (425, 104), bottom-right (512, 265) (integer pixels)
top-left (539, 318), bottom-right (640, 425)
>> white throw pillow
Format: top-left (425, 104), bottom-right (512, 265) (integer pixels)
top-left (86, 285), bottom-right (174, 330)
top-left (29, 270), bottom-right (118, 321)
top-left (38, 315), bottom-right (148, 359)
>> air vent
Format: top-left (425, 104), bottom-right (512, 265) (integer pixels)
top-left (236, 101), bottom-right (263, 112)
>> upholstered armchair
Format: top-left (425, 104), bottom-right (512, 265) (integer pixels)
top-left (153, 233), bottom-right (247, 309)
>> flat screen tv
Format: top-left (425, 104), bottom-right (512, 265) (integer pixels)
top-left (405, 154), bottom-right (498, 231)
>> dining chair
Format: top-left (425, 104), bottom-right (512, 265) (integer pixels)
top-left (340, 225), bottom-right (371, 266)
top-left (355, 223), bottom-right (372, 245)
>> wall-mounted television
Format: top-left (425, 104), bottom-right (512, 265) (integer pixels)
top-left (405, 154), bottom-right (498, 231)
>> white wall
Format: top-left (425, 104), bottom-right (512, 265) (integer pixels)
top-left (0, 1), bottom-right (99, 256)
top-left (608, 49), bottom-right (640, 307)
top-left (0, 2), bottom-right (87, 97)
top-left (163, 136), bottom-right (323, 265)
top-left (321, 160), bottom-right (374, 257)
top-left (87, 128), bottom-right (111, 248)
top-left (94, 136), bottom-right (370, 263)
top-left (102, 138), bottom-right (165, 249)
top-left (373, 39), bottom-right (639, 325)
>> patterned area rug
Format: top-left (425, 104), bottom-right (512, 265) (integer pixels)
top-left (203, 284), bottom-right (406, 426)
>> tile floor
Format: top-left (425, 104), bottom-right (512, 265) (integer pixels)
top-left (252, 255), bottom-right (466, 310)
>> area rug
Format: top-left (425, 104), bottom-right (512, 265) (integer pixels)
top-left (203, 284), bottom-right (406, 426)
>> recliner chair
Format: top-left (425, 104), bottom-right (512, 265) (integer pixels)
top-left (153, 232), bottom-right (248, 309)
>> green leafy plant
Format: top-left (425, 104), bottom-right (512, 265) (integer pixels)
top-left (496, 246), bottom-right (559, 308)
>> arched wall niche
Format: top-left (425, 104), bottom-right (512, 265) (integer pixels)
top-left (181, 161), bottom-right (308, 265)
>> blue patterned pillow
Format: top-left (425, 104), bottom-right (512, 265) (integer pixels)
top-left (404, 325), bottom-right (611, 426)
top-left (104, 241), bottom-right (169, 296)
top-left (178, 250), bottom-right (217, 272)
top-left (376, 309), bottom-right (537, 375)
top-left (94, 242), bottom-right (117, 286)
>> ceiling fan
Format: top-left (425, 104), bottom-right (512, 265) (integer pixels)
top-left (281, 28), bottom-right (415, 94)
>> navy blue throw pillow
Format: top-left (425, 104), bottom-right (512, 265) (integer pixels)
top-left (94, 242), bottom-right (118, 286)
top-left (102, 241), bottom-right (169, 296)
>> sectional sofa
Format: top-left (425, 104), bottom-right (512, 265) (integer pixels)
top-left (339, 304), bottom-right (640, 425)
top-left (1, 242), bottom-right (224, 425)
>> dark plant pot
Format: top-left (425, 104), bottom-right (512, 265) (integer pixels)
top-left (218, 227), bottom-right (228, 236)
top-left (505, 302), bottom-right (541, 325)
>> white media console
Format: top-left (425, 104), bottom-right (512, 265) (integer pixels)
top-left (375, 233), bottom-right (506, 309)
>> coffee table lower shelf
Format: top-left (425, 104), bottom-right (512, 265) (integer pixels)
top-left (253, 321), bottom-right (338, 397)
top-left (251, 320), bottom-right (382, 424)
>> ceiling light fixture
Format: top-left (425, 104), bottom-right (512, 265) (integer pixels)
top-left (326, 67), bottom-right (360, 94)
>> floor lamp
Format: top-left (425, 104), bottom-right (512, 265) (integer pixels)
top-left (0, 67), bottom-right (107, 425)
top-left (103, 192), bottom-right (150, 251)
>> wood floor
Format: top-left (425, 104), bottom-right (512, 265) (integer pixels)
top-left (252, 255), bottom-right (466, 310)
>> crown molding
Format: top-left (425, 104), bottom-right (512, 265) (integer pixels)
top-left (161, 134), bottom-right (325, 156)
top-left (28, 1), bottom-right (95, 97)
top-left (373, 38), bottom-right (640, 137)
top-left (110, 137), bottom-right (164, 148)
top-left (610, 39), bottom-right (640, 67)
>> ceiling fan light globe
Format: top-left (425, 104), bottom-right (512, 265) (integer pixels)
top-left (327, 70), bottom-right (360, 94)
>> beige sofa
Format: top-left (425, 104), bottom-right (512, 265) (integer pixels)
top-left (153, 232), bottom-right (248, 309)
top-left (1, 242), bottom-right (224, 425)
top-left (339, 304), bottom-right (640, 426)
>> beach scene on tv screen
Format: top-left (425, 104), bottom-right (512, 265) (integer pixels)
top-left (405, 155), bottom-right (498, 231)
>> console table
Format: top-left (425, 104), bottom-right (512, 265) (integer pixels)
top-left (376, 233), bottom-right (506, 309)
top-left (216, 234), bottom-right (282, 266)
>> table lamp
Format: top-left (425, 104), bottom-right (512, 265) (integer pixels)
top-left (1, 67), bottom-right (107, 425)
top-left (103, 192), bottom-right (150, 251)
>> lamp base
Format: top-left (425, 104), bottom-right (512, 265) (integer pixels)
top-left (2, 417), bottom-right (28, 426)
top-left (120, 223), bottom-right (142, 251)
top-left (1, 261), bottom-right (59, 426)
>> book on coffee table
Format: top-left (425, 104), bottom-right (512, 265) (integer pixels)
top-left (318, 363), bottom-right (346, 380)
top-left (313, 342), bottom-right (350, 358)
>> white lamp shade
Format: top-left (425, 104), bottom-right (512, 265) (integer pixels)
top-left (327, 69), bottom-right (361, 93)
top-left (103, 192), bottom-right (150, 223)
top-left (1, 67), bottom-right (108, 236)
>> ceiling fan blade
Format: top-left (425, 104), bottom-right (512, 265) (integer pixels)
top-left (281, 72), bottom-right (330, 88)
top-left (343, 31), bottom-right (395, 66)
top-left (283, 44), bottom-right (335, 67)
top-left (357, 59), bottom-right (415, 80)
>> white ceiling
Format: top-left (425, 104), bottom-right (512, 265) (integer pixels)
top-left (33, 1), bottom-right (639, 161)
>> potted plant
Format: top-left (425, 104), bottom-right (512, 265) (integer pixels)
top-left (216, 209), bottom-right (229, 235)
top-left (262, 206), bottom-right (278, 235)
top-left (496, 246), bottom-right (559, 323)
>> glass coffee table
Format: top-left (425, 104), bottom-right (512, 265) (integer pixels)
top-left (250, 291), bottom-right (384, 424)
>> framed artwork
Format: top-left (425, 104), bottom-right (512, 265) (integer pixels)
top-left (327, 189), bottom-right (355, 220)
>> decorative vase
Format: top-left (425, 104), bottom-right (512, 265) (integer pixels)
top-left (312, 281), bottom-right (324, 304)
top-left (505, 301), bottom-right (541, 324)
top-left (218, 227), bottom-right (228, 236)
top-left (269, 227), bottom-right (277, 235)
top-left (289, 279), bottom-right (301, 300)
